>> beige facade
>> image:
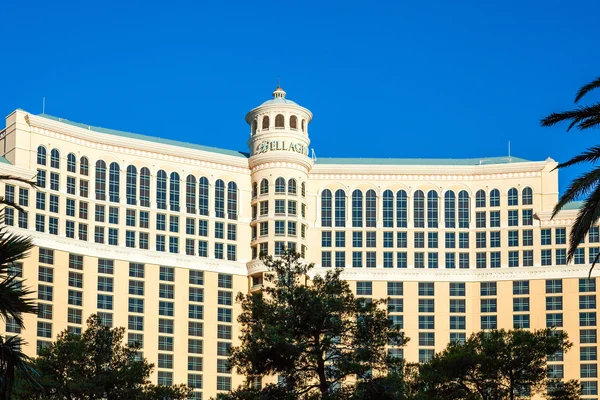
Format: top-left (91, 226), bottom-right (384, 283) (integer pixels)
top-left (0, 87), bottom-right (598, 399)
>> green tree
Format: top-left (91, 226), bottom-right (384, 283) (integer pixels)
top-left (227, 251), bottom-right (406, 399)
top-left (541, 75), bottom-right (600, 268)
top-left (547, 379), bottom-right (581, 400)
top-left (418, 329), bottom-right (573, 400)
top-left (0, 175), bottom-right (39, 398)
top-left (14, 314), bottom-right (191, 399)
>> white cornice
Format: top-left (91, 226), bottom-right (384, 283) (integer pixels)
top-left (0, 163), bottom-right (36, 180)
top-left (309, 265), bottom-right (600, 282)
top-left (25, 114), bottom-right (252, 173)
top-left (309, 160), bottom-right (553, 178)
top-left (10, 227), bottom-right (249, 276)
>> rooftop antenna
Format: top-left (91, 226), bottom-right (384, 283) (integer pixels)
top-left (278, 76), bottom-right (281, 88)
top-left (508, 140), bottom-right (511, 161)
top-left (42, 97), bottom-right (46, 114)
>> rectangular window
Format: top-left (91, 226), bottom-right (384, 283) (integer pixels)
top-left (514, 298), bottom-right (530, 312)
top-left (513, 280), bottom-right (529, 295)
top-left (397, 232), bottom-right (407, 248)
top-left (546, 279), bottom-right (563, 294)
top-left (397, 252), bottom-right (407, 268)
top-left (480, 282), bottom-right (497, 296)
top-left (513, 314), bottom-right (530, 329)
top-left (449, 282), bottom-right (465, 297)
top-left (387, 282), bottom-right (403, 296)
top-left (418, 282), bottom-right (434, 296)
top-left (556, 228), bottom-right (566, 244)
top-left (581, 278), bottom-right (597, 292)
top-left (449, 315), bottom-right (466, 330)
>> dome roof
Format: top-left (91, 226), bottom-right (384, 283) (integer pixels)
top-left (260, 97), bottom-right (298, 106)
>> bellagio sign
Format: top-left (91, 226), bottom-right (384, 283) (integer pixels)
top-left (254, 140), bottom-right (308, 156)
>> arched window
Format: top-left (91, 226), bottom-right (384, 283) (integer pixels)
top-left (275, 177), bottom-right (286, 193)
top-left (366, 190), bottom-right (377, 228)
top-left (352, 189), bottom-right (363, 227)
top-left (262, 116), bottom-right (270, 130)
top-left (445, 191), bottom-right (456, 228)
top-left (275, 114), bottom-right (285, 128)
top-left (396, 190), bottom-right (407, 228)
top-left (109, 162), bottom-right (120, 203)
top-left (37, 146), bottom-right (47, 166)
top-left (50, 149), bottom-right (60, 169)
top-left (508, 188), bottom-right (518, 206)
top-left (140, 167), bottom-right (150, 207)
top-left (522, 187), bottom-right (533, 205)
top-left (288, 179), bottom-right (297, 195)
top-left (301, 182), bottom-right (306, 197)
top-left (490, 189), bottom-right (500, 207)
top-left (67, 153), bottom-right (76, 173)
top-left (252, 120), bottom-right (257, 135)
top-left (156, 170), bottom-right (167, 210)
top-left (170, 172), bottom-right (180, 212)
top-left (290, 115), bottom-right (298, 130)
top-left (413, 190), bottom-right (424, 228)
top-left (427, 191), bottom-right (438, 228)
top-left (95, 160), bottom-right (107, 200)
top-left (301, 119), bottom-right (306, 132)
top-left (321, 189), bottom-right (332, 227)
top-left (215, 179), bottom-right (225, 218)
top-left (199, 177), bottom-right (209, 216)
top-left (252, 182), bottom-right (258, 199)
top-left (126, 165), bottom-right (137, 205)
top-left (335, 189), bottom-right (346, 227)
top-left (458, 190), bottom-right (469, 228)
top-left (80, 156), bottom-right (89, 176)
top-left (383, 190), bottom-right (393, 228)
top-left (475, 190), bottom-right (486, 208)
top-left (186, 175), bottom-right (196, 213)
top-left (260, 179), bottom-right (269, 195)
top-left (228, 182), bottom-right (238, 220)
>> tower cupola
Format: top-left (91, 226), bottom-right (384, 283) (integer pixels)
top-left (245, 86), bottom-right (313, 171)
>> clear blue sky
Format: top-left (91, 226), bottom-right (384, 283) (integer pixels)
top-left (2, 0), bottom-right (599, 194)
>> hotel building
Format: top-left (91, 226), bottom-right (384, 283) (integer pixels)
top-left (0, 86), bottom-right (598, 399)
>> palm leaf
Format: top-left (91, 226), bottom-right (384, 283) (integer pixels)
top-left (0, 335), bottom-right (39, 399)
top-left (0, 275), bottom-right (37, 327)
top-left (578, 114), bottom-right (600, 130)
top-left (553, 145), bottom-right (600, 171)
top-left (575, 76), bottom-right (600, 103)
top-left (0, 175), bottom-right (37, 189)
top-left (0, 227), bottom-right (33, 273)
top-left (567, 183), bottom-right (600, 264)
top-left (540, 103), bottom-right (600, 131)
top-left (552, 166), bottom-right (600, 218)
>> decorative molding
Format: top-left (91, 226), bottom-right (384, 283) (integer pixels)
top-left (250, 162), bottom-right (309, 174)
top-left (308, 265), bottom-right (600, 282)
top-left (26, 115), bottom-right (252, 174)
top-left (12, 227), bottom-right (249, 276)
top-left (309, 171), bottom-right (545, 181)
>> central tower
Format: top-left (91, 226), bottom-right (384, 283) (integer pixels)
top-left (245, 86), bottom-right (313, 286)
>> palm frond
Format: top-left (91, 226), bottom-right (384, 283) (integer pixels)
top-left (540, 103), bottom-right (600, 131)
top-left (578, 114), bottom-right (600, 130)
top-left (590, 251), bottom-right (600, 278)
top-left (575, 76), bottom-right (600, 103)
top-left (0, 227), bottom-right (33, 272)
top-left (553, 145), bottom-right (600, 171)
top-left (0, 175), bottom-right (37, 189)
top-left (567, 183), bottom-right (600, 264)
top-left (552, 166), bottom-right (600, 218)
top-left (0, 335), bottom-right (39, 398)
top-left (0, 275), bottom-right (37, 326)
